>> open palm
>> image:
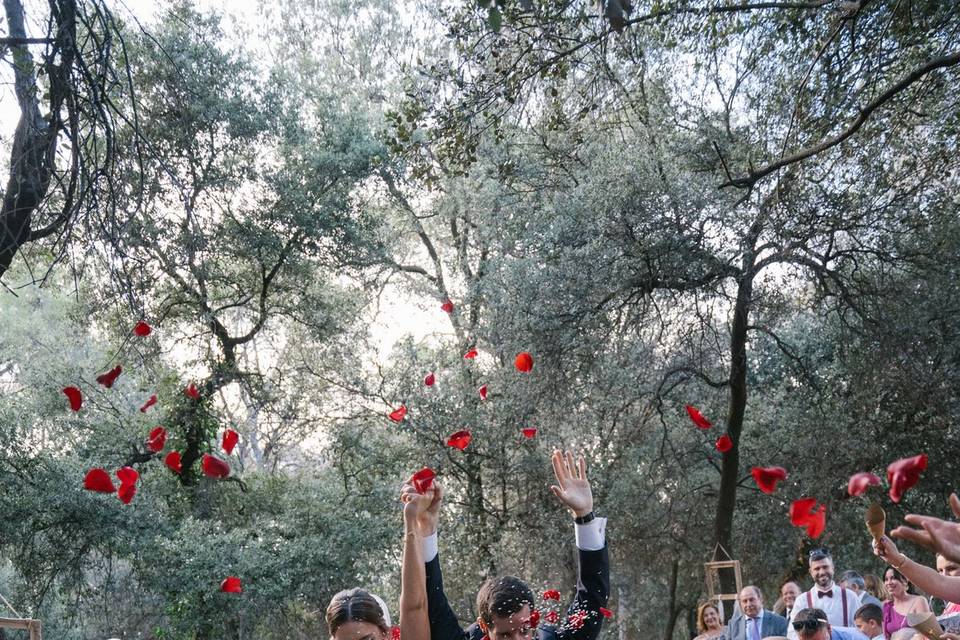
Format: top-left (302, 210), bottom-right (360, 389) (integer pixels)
top-left (550, 450), bottom-right (593, 518)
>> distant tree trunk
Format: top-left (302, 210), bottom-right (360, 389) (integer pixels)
top-left (663, 558), bottom-right (682, 640)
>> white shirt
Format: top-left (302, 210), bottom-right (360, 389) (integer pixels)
top-left (422, 517), bottom-right (607, 562)
top-left (786, 584), bottom-right (861, 640)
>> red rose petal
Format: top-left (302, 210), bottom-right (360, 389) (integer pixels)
top-left (805, 504), bottom-right (827, 538)
top-left (514, 352), bottom-right (534, 373)
top-left (886, 454), bottom-right (928, 503)
top-left (202, 454), bottom-right (230, 479)
top-left (715, 434), bottom-right (733, 453)
top-left (391, 626), bottom-right (401, 640)
top-left (463, 348), bottom-right (478, 359)
top-left (133, 321), bottom-right (152, 337)
top-left (751, 466), bottom-right (788, 494)
top-left (146, 426), bottom-right (167, 453)
top-left (847, 471), bottom-right (881, 497)
top-left (440, 300), bottom-right (454, 313)
top-left (789, 497), bottom-right (817, 527)
top-left (545, 611), bottom-right (559, 624)
top-left (389, 405), bottom-right (408, 422)
top-left (117, 482), bottom-right (137, 504)
top-left (685, 404), bottom-right (712, 429)
top-left (63, 386), bottom-right (83, 411)
top-left (600, 607), bottom-right (613, 619)
top-left (424, 372), bottom-right (435, 387)
top-left (83, 468), bottom-right (116, 493)
top-left (220, 576), bottom-right (242, 593)
top-left (410, 467), bottom-right (435, 494)
top-left (164, 451), bottom-right (183, 474)
top-left (222, 429), bottom-right (239, 455)
top-left (96, 365), bottom-right (123, 388)
top-left (528, 610), bottom-right (540, 628)
top-left (542, 589), bottom-right (561, 601)
top-left (478, 384), bottom-right (488, 400)
top-left (568, 611), bottom-right (586, 630)
top-left (116, 466), bottom-right (139, 487)
top-left (184, 383), bottom-right (200, 400)
top-left (140, 394), bottom-right (158, 413)
top-left (521, 428), bottom-right (537, 439)
top-left (446, 430), bottom-right (471, 451)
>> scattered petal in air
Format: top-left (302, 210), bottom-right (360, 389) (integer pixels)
top-left (389, 405), bottom-right (408, 422)
top-left (391, 627), bottom-right (401, 640)
top-left (528, 610), bottom-right (540, 628)
top-left (63, 386), bottom-right (83, 411)
top-left (116, 466), bottom-right (139, 487)
top-left (521, 428), bottom-right (537, 439)
top-left (440, 300), bottom-right (454, 314)
top-left (599, 607), bottom-right (614, 619)
top-left (715, 434), bottom-right (733, 453)
top-left (545, 611), bottom-right (559, 624)
top-left (789, 497), bottom-right (818, 527)
top-left (424, 372), bottom-right (435, 387)
top-left (542, 589), bottom-right (561, 601)
top-left (446, 430), bottom-right (472, 451)
top-left (164, 451), bottom-right (183, 474)
top-left (96, 366), bottom-right (123, 388)
top-left (117, 482), bottom-right (137, 504)
top-left (140, 394), bottom-right (158, 413)
top-left (202, 454), bottom-right (230, 479)
top-left (805, 504), bottom-right (827, 538)
top-left (83, 468), bottom-right (116, 494)
top-left (478, 385), bottom-right (488, 400)
top-left (146, 426), bottom-right (167, 453)
top-left (514, 352), bottom-right (534, 373)
top-left (184, 383), bottom-right (200, 400)
top-left (847, 471), bottom-right (881, 497)
top-left (220, 576), bottom-right (242, 593)
top-left (222, 429), bottom-right (239, 455)
top-left (751, 466), bottom-right (788, 494)
top-left (887, 453), bottom-right (928, 503)
top-left (685, 405), bottom-right (712, 429)
top-left (463, 348), bottom-right (478, 359)
top-left (133, 321), bottom-right (152, 337)
top-left (410, 467), bottom-right (436, 494)
top-left (568, 611), bottom-right (586, 630)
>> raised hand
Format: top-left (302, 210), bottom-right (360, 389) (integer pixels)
top-left (401, 481), bottom-right (443, 536)
top-left (550, 450), bottom-right (593, 518)
top-left (872, 535), bottom-right (903, 565)
top-left (892, 493), bottom-right (960, 564)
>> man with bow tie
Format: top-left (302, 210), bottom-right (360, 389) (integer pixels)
top-left (787, 549), bottom-right (862, 640)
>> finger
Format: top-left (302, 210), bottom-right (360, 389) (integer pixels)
top-left (951, 493), bottom-right (960, 519)
top-left (552, 450), bottom-right (566, 485)
top-left (549, 485), bottom-right (563, 500)
top-left (578, 455), bottom-right (587, 481)
top-left (565, 450), bottom-right (576, 480)
top-left (891, 525), bottom-right (934, 549)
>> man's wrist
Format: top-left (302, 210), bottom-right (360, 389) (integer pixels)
top-left (574, 511), bottom-right (595, 524)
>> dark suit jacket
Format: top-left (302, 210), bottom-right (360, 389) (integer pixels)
top-left (425, 545), bottom-right (610, 640)
top-left (724, 610), bottom-right (788, 640)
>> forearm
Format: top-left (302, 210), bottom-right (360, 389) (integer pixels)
top-left (892, 554), bottom-right (960, 602)
top-left (401, 514), bottom-right (428, 637)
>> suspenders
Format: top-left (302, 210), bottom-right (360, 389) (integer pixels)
top-left (805, 587), bottom-right (849, 626)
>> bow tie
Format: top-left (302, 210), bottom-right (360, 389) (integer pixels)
top-left (817, 590), bottom-right (833, 598)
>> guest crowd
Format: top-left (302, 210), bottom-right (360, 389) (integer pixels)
top-left (692, 495), bottom-right (960, 640)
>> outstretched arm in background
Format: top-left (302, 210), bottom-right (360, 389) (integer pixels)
top-left (873, 534), bottom-right (960, 603)
top-left (401, 484), bottom-right (436, 640)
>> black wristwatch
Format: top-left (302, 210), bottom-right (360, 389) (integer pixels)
top-left (574, 511), bottom-right (595, 525)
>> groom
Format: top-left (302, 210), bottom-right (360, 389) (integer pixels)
top-left (401, 450), bottom-right (610, 640)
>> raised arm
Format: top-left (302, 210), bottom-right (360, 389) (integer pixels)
top-left (401, 484), bottom-right (435, 640)
top-left (549, 450), bottom-right (610, 640)
top-left (873, 535), bottom-right (960, 603)
top-left (892, 493), bottom-right (960, 564)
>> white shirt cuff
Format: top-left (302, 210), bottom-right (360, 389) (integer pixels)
top-left (574, 517), bottom-right (607, 551)
top-left (422, 531), bottom-right (439, 562)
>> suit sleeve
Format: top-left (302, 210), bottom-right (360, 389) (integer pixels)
top-left (426, 553), bottom-right (471, 640)
top-left (555, 543), bottom-right (610, 640)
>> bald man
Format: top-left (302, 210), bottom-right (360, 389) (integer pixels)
top-left (725, 586), bottom-right (789, 640)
